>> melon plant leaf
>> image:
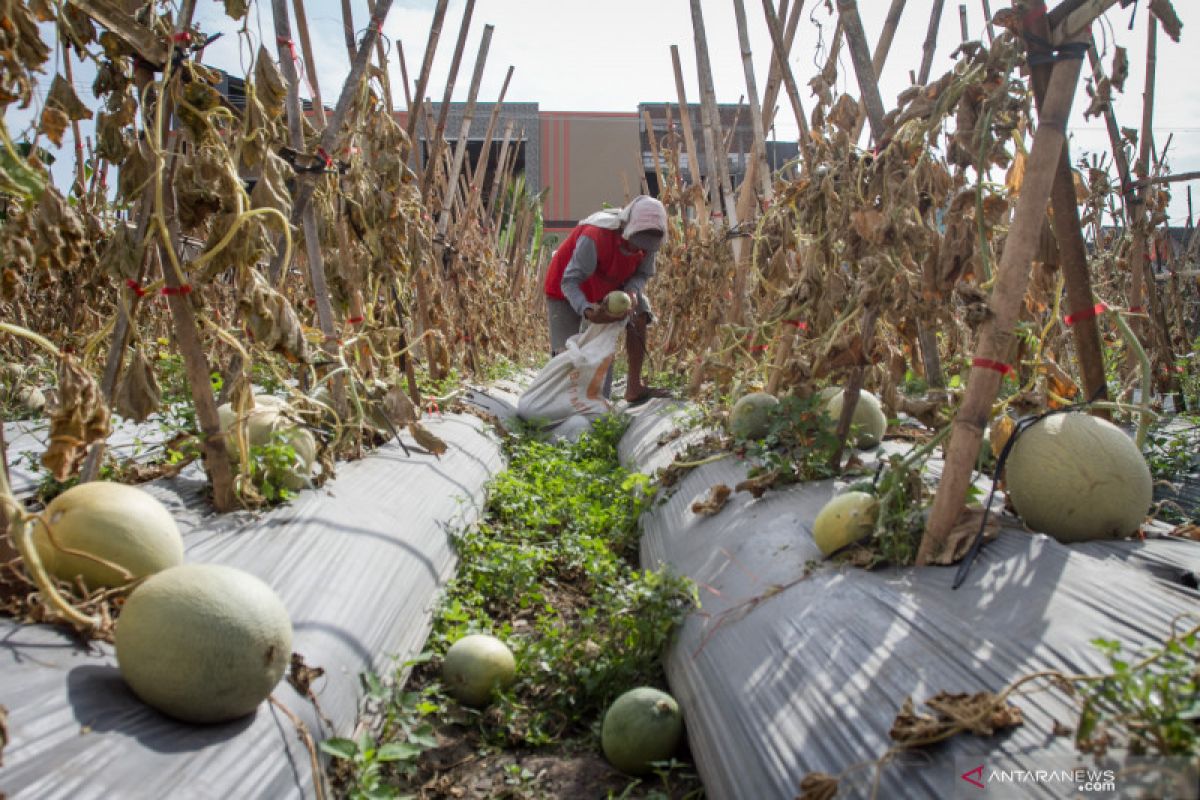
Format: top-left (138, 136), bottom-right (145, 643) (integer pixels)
top-left (376, 742), bottom-right (422, 762)
top-left (319, 737), bottom-right (357, 760)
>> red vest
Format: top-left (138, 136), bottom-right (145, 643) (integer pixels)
top-left (544, 225), bottom-right (644, 303)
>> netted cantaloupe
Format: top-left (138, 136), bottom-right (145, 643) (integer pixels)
top-left (812, 491), bottom-right (879, 555)
top-left (601, 687), bottom-right (683, 775)
top-left (441, 634), bottom-right (516, 707)
top-left (115, 563), bottom-right (292, 723)
top-left (217, 396), bottom-right (315, 489)
top-left (826, 389), bottom-right (887, 448)
top-left (33, 481), bottom-right (183, 588)
top-left (1006, 413), bottom-right (1152, 543)
top-left (729, 392), bottom-right (779, 440)
top-left (604, 290), bottom-right (633, 315)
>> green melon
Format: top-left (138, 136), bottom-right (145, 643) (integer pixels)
top-left (826, 389), bottom-right (888, 448)
top-left (1006, 413), bottom-right (1152, 543)
top-left (601, 687), bottom-right (683, 775)
top-left (34, 482), bottom-right (183, 589)
top-left (441, 634), bottom-right (516, 707)
top-left (217, 396), bottom-right (315, 488)
top-left (604, 290), bottom-right (633, 315)
top-left (729, 392), bottom-right (780, 440)
top-left (812, 491), bottom-right (879, 555)
top-left (115, 563), bottom-right (292, 723)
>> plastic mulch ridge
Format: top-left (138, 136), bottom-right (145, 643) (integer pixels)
top-left (620, 399), bottom-right (1200, 800)
top-left (1, 387), bottom-right (517, 799)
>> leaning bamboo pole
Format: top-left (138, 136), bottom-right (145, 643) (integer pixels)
top-left (920, 24), bottom-right (1088, 564)
top-left (669, 45), bottom-right (709, 232)
top-left (1128, 15), bottom-right (1156, 332)
top-left (849, 0), bottom-right (907, 143)
top-left (365, 0), bottom-right (395, 112)
top-left (437, 24), bottom-right (493, 240)
top-left (488, 120), bottom-right (516, 220)
top-left (760, 0), bottom-right (811, 162)
top-left (918, 0), bottom-right (946, 84)
top-left (760, 0), bottom-right (804, 135)
top-left (292, 0), bottom-right (327, 126)
top-left (404, 0), bottom-right (451, 170)
top-left (421, 0), bottom-right (477, 203)
top-left (732, 0), bottom-right (773, 198)
top-left (466, 64), bottom-right (514, 220)
top-left (689, 0), bottom-right (736, 222)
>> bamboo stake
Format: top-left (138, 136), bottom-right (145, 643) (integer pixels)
top-left (760, 0), bottom-right (811, 158)
top-left (339, 0), bottom-right (355, 58)
top-left (732, 0), bottom-right (773, 198)
top-left (669, 45), bottom-right (709, 232)
top-left (918, 0), bottom-right (946, 85)
top-left (404, 0), bottom-right (450, 168)
top-left (488, 120), bottom-right (516, 220)
top-left (760, 0), bottom-right (804, 134)
top-left (1127, 16), bottom-right (1157, 329)
top-left (437, 24), bottom-right (493, 240)
top-left (396, 40), bottom-right (413, 113)
top-left (1028, 12), bottom-right (1108, 412)
top-left (467, 65), bottom-right (514, 219)
top-left (959, 4), bottom-right (969, 42)
top-left (365, 0), bottom-right (395, 112)
top-left (268, 0), bottom-right (396, 284)
top-left (61, 47), bottom-right (87, 198)
top-left (849, 0), bottom-right (907, 143)
top-left (292, 0), bottom-right (327, 126)
top-left (981, 0), bottom-right (995, 43)
top-left (837, 0), bottom-right (889, 145)
top-left (421, 0), bottom-right (477, 203)
top-left (642, 109), bottom-right (668, 199)
top-left (919, 27), bottom-right (1087, 564)
top-left (689, 0), bottom-right (736, 221)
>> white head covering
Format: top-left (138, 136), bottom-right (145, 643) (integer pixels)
top-left (578, 195), bottom-right (667, 237)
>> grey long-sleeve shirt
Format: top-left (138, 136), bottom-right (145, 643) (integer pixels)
top-left (559, 234), bottom-right (657, 316)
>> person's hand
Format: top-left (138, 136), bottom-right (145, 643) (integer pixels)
top-left (583, 304), bottom-right (628, 324)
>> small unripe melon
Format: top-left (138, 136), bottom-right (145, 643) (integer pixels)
top-left (34, 482), bottom-right (183, 589)
top-left (441, 634), bottom-right (516, 707)
top-left (812, 491), bottom-right (879, 555)
top-left (217, 397), bottom-right (315, 487)
top-left (1006, 413), bottom-right (1151, 543)
top-left (604, 291), bottom-right (633, 315)
top-left (115, 563), bottom-right (292, 723)
top-left (729, 392), bottom-right (779, 440)
top-left (826, 389), bottom-right (887, 448)
top-left (601, 687), bottom-right (683, 775)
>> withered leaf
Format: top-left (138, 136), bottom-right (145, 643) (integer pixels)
top-left (38, 106), bottom-right (70, 147)
top-left (691, 484), bottom-right (732, 516)
top-left (114, 346), bottom-right (161, 422)
top-left (1110, 47), bottom-right (1129, 93)
top-left (408, 422), bottom-right (448, 458)
top-left (797, 772), bottom-right (838, 800)
top-left (1149, 0), bottom-right (1183, 42)
top-left (43, 356), bottom-right (112, 481)
top-left (46, 74), bottom-right (93, 122)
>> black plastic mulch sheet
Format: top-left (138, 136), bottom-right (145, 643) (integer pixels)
top-left (1, 412), bottom-right (503, 800)
top-left (619, 400), bottom-right (1200, 800)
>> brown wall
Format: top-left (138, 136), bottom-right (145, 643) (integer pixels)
top-left (540, 111), bottom-right (641, 233)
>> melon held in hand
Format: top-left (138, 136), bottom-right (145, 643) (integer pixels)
top-left (115, 563), bottom-right (292, 723)
top-left (1005, 412), bottom-right (1152, 543)
top-left (604, 290), bottom-right (633, 315)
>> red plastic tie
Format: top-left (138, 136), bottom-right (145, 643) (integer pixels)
top-left (785, 319), bottom-right (807, 330)
top-left (125, 279), bottom-right (147, 297)
top-left (317, 147), bottom-right (333, 169)
top-left (346, 315), bottom-right (365, 325)
top-left (306, 298), bottom-right (317, 307)
top-left (172, 31), bottom-right (191, 44)
top-left (276, 35), bottom-right (298, 60)
top-left (1063, 302), bottom-right (1106, 326)
top-left (750, 344), bottom-right (770, 353)
top-left (161, 284), bottom-right (192, 296)
top-left (1128, 305), bottom-right (1146, 314)
top-left (972, 357), bottom-right (1014, 378)
top-left (426, 398), bottom-right (441, 416)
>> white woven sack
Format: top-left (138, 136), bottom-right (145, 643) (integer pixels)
top-left (517, 322), bottom-right (622, 424)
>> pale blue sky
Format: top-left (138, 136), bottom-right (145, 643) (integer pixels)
top-left (12, 0), bottom-right (1200, 225)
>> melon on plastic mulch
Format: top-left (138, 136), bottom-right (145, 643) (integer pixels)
top-left (601, 686), bottom-right (683, 775)
top-left (729, 392), bottom-right (779, 440)
top-left (115, 563), bottom-right (292, 723)
top-left (216, 395), bottom-right (316, 490)
top-left (441, 634), bottom-right (516, 707)
top-left (812, 490), bottom-right (879, 556)
top-left (825, 388), bottom-right (887, 448)
top-left (1005, 412), bottom-right (1152, 543)
top-left (604, 290), bottom-right (633, 315)
top-left (33, 481), bottom-right (183, 589)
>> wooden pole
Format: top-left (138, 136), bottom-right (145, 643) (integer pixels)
top-left (339, 0), bottom-right (356, 58)
top-left (981, 0), bottom-right (995, 43)
top-left (837, 0), bottom-right (889, 145)
top-left (918, 0), bottom-right (946, 85)
top-left (437, 24), bottom-right (493, 240)
top-left (959, 4), bottom-right (970, 42)
top-left (292, 0), bottom-right (327, 126)
top-left (488, 119), bottom-right (516, 219)
top-left (689, 0), bottom-right (736, 221)
top-left (732, 0), bottom-right (773, 198)
top-left (1028, 12), bottom-right (1109, 412)
top-left (760, 0), bottom-right (804, 134)
top-left (642, 109), bottom-right (668, 199)
top-left (849, 0), bottom-right (907, 143)
top-left (760, 0), bottom-right (811, 156)
top-left (919, 27), bottom-right (1087, 564)
top-left (670, 45), bottom-right (709, 231)
top-left (404, 0), bottom-right (451, 167)
top-left (421, 0), bottom-right (476, 203)
top-left (365, 0), bottom-right (395, 113)
top-left (396, 39), bottom-right (413, 113)
top-left (467, 65), bottom-right (514, 219)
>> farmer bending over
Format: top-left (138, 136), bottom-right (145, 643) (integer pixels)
top-left (543, 195), bottom-right (672, 406)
